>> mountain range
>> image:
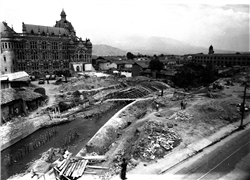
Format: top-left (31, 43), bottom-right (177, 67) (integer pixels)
top-left (92, 35), bottom-right (239, 56)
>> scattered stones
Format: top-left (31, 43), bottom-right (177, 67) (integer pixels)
top-left (169, 111), bottom-right (194, 121)
top-left (131, 121), bottom-right (181, 161)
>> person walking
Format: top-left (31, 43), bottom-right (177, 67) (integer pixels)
top-left (120, 158), bottom-right (128, 180)
top-left (156, 103), bottom-right (159, 111)
top-left (180, 100), bottom-right (184, 110)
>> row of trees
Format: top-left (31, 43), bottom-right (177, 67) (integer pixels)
top-left (173, 62), bottom-right (217, 88)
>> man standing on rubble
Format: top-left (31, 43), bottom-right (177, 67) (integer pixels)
top-left (120, 158), bottom-right (128, 180)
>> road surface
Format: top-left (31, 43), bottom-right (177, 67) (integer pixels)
top-left (165, 125), bottom-right (250, 180)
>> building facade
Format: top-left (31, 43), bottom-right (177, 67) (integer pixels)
top-left (0, 9), bottom-right (92, 77)
top-left (184, 45), bottom-right (250, 67)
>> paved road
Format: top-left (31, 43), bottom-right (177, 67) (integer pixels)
top-left (165, 126), bottom-right (250, 180)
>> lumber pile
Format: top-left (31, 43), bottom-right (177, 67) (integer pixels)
top-left (53, 152), bottom-right (108, 179)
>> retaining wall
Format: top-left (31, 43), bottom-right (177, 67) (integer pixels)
top-left (85, 97), bottom-right (154, 154)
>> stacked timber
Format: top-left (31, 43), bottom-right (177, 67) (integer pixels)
top-left (54, 153), bottom-right (108, 179)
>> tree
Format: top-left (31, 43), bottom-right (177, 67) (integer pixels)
top-left (149, 59), bottom-right (164, 72)
top-left (126, 52), bottom-right (135, 59)
top-left (173, 61), bottom-right (217, 88)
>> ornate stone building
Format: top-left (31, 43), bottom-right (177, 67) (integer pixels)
top-left (0, 9), bottom-right (93, 77)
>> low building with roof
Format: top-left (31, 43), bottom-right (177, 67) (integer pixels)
top-left (1, 87), bottom-right (44, 124)
top-left (1, 88), bottom-right (24, 124)
top-left (132, 61), bottom-right (150, 77)
top-left (0, 71), bottom-right (30, 89)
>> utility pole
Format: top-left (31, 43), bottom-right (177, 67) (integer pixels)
top-left (240, 84), bottom-right (247, 128)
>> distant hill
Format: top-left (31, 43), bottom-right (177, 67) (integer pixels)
top-left (101, 35), bottom-right (238, 55)
top-left (92, 44), bottom-right (127, 56)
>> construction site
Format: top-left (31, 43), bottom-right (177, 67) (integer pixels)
top-left (1, 69), bottom-right (250, 180)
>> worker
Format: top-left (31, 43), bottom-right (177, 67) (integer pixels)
top-left (180, 100), bottom-right (184, 110)
top-left (120, 158), bottom-right (128, 180)
top-left (156, 103), bottom-right (159, 111)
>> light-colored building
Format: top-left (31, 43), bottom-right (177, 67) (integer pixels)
top-left (184, 45), bottom-right (250, 67)
top-left (0, 9), bottom-right (93, 77)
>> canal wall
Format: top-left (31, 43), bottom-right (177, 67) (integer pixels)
top-left (0, 115), bottom-right (70, 151)
top-left (85, 97), bottom-right (154, 155)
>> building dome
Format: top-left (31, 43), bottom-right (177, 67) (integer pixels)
top-left (1, 30), bottom-right (13, 38)
top-left (86, 40), bottom-right (92, 47)
top-left (60, 9), bottom-right (66, 17)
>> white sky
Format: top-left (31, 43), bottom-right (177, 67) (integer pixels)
top-left (1, 0), bottom-right (249, 51)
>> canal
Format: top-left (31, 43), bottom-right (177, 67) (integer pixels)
top-left (1, 102), bottom-right (126, 180)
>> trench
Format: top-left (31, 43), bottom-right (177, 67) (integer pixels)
top-left (1, 102), bottom-right (127, 180)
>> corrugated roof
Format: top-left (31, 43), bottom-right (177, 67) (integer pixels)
top-left (0, 71), bottom-right (30, 81)
top-left (0, 88), bottom-right (21, 105)
top-left (134, 61), bottom-right (149, 69)
top-left (17, 88), bottom-right (43, 101)
top-left (24, 24), bottom-right (69, 35)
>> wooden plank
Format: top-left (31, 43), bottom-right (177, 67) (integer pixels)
top-left (76, 160), bottom-right (84, 178)
top-left (78, 155), bottom-right (106, 160)
top-left (58, 159), bottom-right (66, 170)
top-left (68, 162), bottom-right (77, 177)
top-left (64, 162), bottom-right (72, 176)
top-left (59, 159), bottom-right (70, 176)
top-left (79, 160), bottom-right (89, 176)
top-left (71, 160), bottom-right (81, 178)
top-left (66, 162), bottom-right (75, 177)
top-left (86, 165), bottom-right (109, 170)
top-left (84, 171), bottom-right (97, 175)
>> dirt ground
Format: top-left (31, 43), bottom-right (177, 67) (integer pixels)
top-left (89, 79), bottom-right (250, 179)
top-left (2, 74), bottom-right (250, 180)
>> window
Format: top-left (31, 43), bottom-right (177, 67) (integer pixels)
top-left (4, 56), bottom-right (6, 62)
top-left (52, 42), bottom-right (58, 50)
top-left (44, 62), bottom-right (49, 70)
top-left (31, 51), bottom-right (38, 60)
top-left (5, 67), bottom-right (7, 72)
top-left (42, 41), bottom-right (47, 49)
top-left (30, 41), bottom-right (37, 49)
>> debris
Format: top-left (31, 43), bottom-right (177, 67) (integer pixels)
top-left (131, 121), bottom-right (181, 161)
top-left (168, 111), bottom-right (193, 121)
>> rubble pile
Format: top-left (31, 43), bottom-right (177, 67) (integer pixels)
top-left (58, 77), bottom-right (118, 92)
top-left (169, 111), bottom-right (194, 121)
top-left (131, 121), bottom-right (181, 161)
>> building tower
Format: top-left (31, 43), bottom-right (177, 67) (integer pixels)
top-left (209, 45), bottom-right (214, 54)
top-left (0, 22), bottom-right (15, 74)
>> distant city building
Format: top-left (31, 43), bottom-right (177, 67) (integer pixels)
top-left (184, 46), bottom-right (250, 67)
top-left (0, 9), bottom-right (93, 77)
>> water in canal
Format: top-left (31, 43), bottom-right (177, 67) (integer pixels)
top-left (1, 103), bottom-right (126, 180)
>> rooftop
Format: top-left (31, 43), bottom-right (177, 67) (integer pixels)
top-left (0, 88), bottom-right (21, 105)
top-left (0, 71), bottom-right (30, 81)
top-left (24, 23), bottom-right (69, 36)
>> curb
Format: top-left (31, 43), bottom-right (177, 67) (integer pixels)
top-left (158, 120), bottom-right (250, 174)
